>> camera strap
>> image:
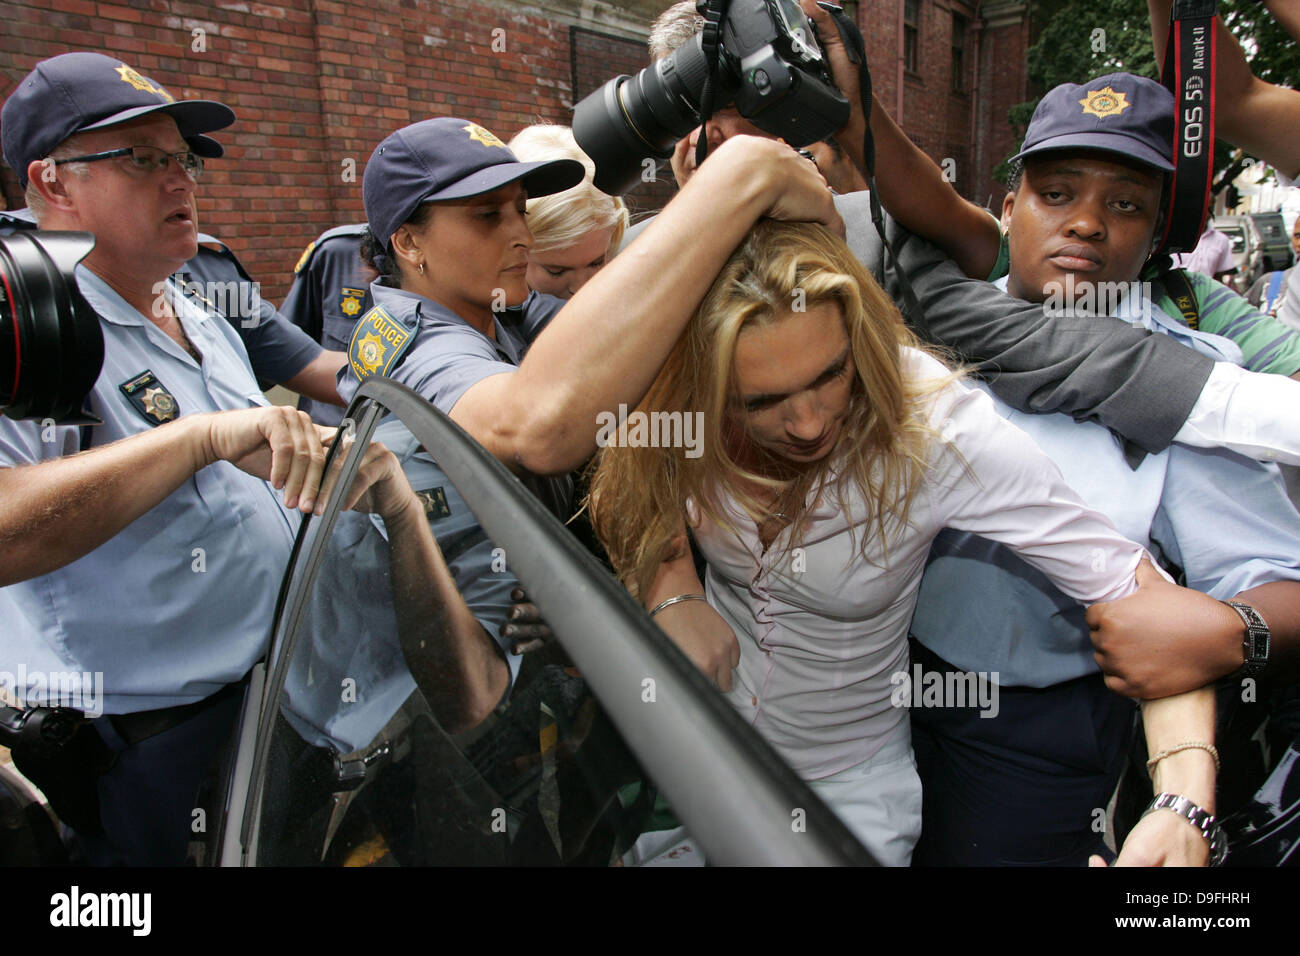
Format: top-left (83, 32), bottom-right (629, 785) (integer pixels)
top-left (1155, 0), bottom-right (1218, 254)
top-left (820, 3), bottom-right (927, 336)
top-left (694, 0), bottom-right (731, 171)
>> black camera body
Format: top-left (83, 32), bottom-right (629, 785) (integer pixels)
top-left (574, 0), bottom-right (850, 195)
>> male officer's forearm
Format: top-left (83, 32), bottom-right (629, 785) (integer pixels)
top-left (0, 407), bottom-right (325, 586)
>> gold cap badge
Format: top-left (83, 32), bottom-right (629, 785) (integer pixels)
top-left (115, 64), bottom-right (174, 102)
top-left (1079, 86), bottom-right (1130, 119)
top-left (464, 123), bottom-right (507, 149)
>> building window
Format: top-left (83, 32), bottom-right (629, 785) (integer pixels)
top-left (951, 14), bottom-right (968, 93)
top-left (904, 0), bottom-right (921, 74)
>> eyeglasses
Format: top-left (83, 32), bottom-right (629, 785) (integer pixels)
top-left (52, 145), bottom-right (204, 181)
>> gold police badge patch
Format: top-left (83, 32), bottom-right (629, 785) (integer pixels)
top-left (115, 64), bottom-right (174, 102)
top-left (120, 370), bottom-right (181, 425)
top-left (339, 287), bottom-right (366, 317)
top-left (348, 306), bottom-right (413, 381)
top-left (464, 123), bottom-right (507, 149)
top-left (1079, 86), bottom-right (1130, 119)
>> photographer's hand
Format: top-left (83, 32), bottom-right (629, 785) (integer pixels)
top-left (802, 2), bottom-right (867, 165)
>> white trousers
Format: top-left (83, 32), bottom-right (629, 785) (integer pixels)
top-left (806, 715), bottom-right (923, 867)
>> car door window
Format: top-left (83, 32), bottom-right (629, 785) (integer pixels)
top-left (238, 385), bottom-right (875, 867)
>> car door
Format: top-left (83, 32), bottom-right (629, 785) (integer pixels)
top-left (210, 378), bottom-right (876, 866)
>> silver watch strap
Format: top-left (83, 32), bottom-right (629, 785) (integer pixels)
top-left (1224, 600), bottom-right (1270, 680)
top-left (1144, 791), bottom-right (1228, 866)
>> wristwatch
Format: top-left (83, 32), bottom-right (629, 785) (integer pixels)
top-left (1223, 600), bottom-right (1270, 680)
top-left (1144, 792), bottom-right (1228, 866)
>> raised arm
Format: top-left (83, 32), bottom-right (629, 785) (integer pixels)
top-left (804, 0), bottom-right (1002, 279)
top-left (448, 136), bottom-right (841, 476)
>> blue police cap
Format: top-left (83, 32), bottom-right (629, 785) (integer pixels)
top-left (1011, 72), bottom-right (1174, 173)
top-left (2, 52), bottom-right (235, 188)
top-left (363, 117), bottom-right (585, 250)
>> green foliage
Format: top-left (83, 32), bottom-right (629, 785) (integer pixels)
top-left (1221, 0), bottom-right (1300, 87)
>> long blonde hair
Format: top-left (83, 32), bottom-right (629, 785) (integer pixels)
top-left (589, 220), bottom-right (955, 599)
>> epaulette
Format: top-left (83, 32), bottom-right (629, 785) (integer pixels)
top-left (293, 222), bottom-right (368, 275)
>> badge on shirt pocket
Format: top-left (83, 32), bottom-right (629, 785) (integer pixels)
top-left (415, 486), bottom-right (452, 520)
top-left (120, 370), bottom-right (180, 425)
top-left (348, 305), bottom-right (413, 381)
top-left (339, 287), bottom-right (366, 319)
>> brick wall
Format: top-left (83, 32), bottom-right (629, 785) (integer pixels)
top-left (859, 0), bottom-right (1027, 208)
top-left (973, 3), bottom-right (1033, 206)
top-left (0, 0), bottom-right (649, 301)
top-left (1, 1), bottom-right (1035, 296)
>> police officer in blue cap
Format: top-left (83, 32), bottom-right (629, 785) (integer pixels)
top-left (0, 206), bottom-right (349, 408)
top-left (337, 116), bottom-right (839, 508)
top-left (0, 51), bottom-right (410, 865)
top-left (907, 71), bottom-right (1300, 867)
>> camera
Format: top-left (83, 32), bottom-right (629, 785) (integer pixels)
top-left (0, 230), bottom-right (102, 422)
top-left (573, 0), bottom-right (851, 195)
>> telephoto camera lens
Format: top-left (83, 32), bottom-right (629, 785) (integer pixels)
top-left (0, 231), bottom-right (102, 422)
top-left (574, 34), bottom-right (717, 196)
top-left (573, 0), bottom-right (850, 196)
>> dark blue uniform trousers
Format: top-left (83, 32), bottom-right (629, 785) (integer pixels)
top-left (75, 692), bottom-right (244, 866)
top-left (908, 639), bottom-right (1135, 866)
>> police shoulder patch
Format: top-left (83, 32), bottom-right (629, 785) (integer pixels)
top-left (349, 306), bottom-right (414, 381)
top-left (120, 370), bottom-right (181, 425)
top-left (293, 240), bottom-right (318, 275)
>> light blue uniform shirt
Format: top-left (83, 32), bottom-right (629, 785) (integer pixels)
top-left (911, 279), bottom-right (1300, 686)
top-left (0, 267), bottom-right (298, 713)
top-left (336, 282), bottom-right (573, 519)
